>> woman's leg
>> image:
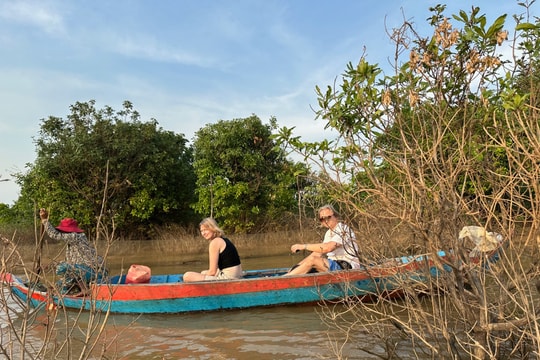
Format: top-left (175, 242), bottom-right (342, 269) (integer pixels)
top-left (183, 271), bottom-right (208, 282)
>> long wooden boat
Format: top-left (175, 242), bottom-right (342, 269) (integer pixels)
top-left (1, 243), bottom-right (503, 314)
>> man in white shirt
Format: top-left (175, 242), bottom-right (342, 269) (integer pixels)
top-left (286, 204), bottom-right (360, 276)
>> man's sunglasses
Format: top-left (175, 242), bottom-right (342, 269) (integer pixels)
top-left (319, 215), bottom-right (333, 222)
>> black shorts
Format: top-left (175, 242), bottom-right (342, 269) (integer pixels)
top-left (335, 260), bottom-right (352, 270)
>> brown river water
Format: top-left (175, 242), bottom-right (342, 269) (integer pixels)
top-left (2, 252), bottom-right (417, 359)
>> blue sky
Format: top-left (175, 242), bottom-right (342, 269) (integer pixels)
top-left (0, 0), bottom-right (529, 204)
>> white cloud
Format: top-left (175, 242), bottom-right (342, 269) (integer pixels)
top-left (111, 35), bottom-right (221, 68)
top-left (0, 0), bottom-right (65, 35)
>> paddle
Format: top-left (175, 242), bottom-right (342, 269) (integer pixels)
top-left (33, 208), bottom-right (47, 276)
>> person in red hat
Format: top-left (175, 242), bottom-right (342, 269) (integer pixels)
top-left (39, 208), bottom-right (107, 294)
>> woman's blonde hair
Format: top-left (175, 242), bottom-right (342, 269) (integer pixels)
top-left (199, 217), bottom-right (225, 237)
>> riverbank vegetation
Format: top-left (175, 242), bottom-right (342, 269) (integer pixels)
top-left (2, 1), bottom-right (540, 359)
top-left (0, 107), bottom-right (308, 238)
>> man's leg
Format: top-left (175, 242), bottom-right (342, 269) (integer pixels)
top-left (286, 256), bottom-right (329, 276)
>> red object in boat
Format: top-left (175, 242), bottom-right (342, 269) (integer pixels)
top-left (126, 264), bottom-right (151, 284)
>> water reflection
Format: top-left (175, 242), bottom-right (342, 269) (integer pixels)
top-left (104, 306), bottom-right (353, 359)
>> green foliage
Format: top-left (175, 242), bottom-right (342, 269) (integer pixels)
top-left (0, 199), bottom-right (36, 227)
top-left (275, 4), bottom-right (534, 221)
top-left (14, 100), bottom-right (196, 236)
top-left (192, 115), bottom-right (306, 232)
top-left (0, 203), bottom-right (14, 225)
